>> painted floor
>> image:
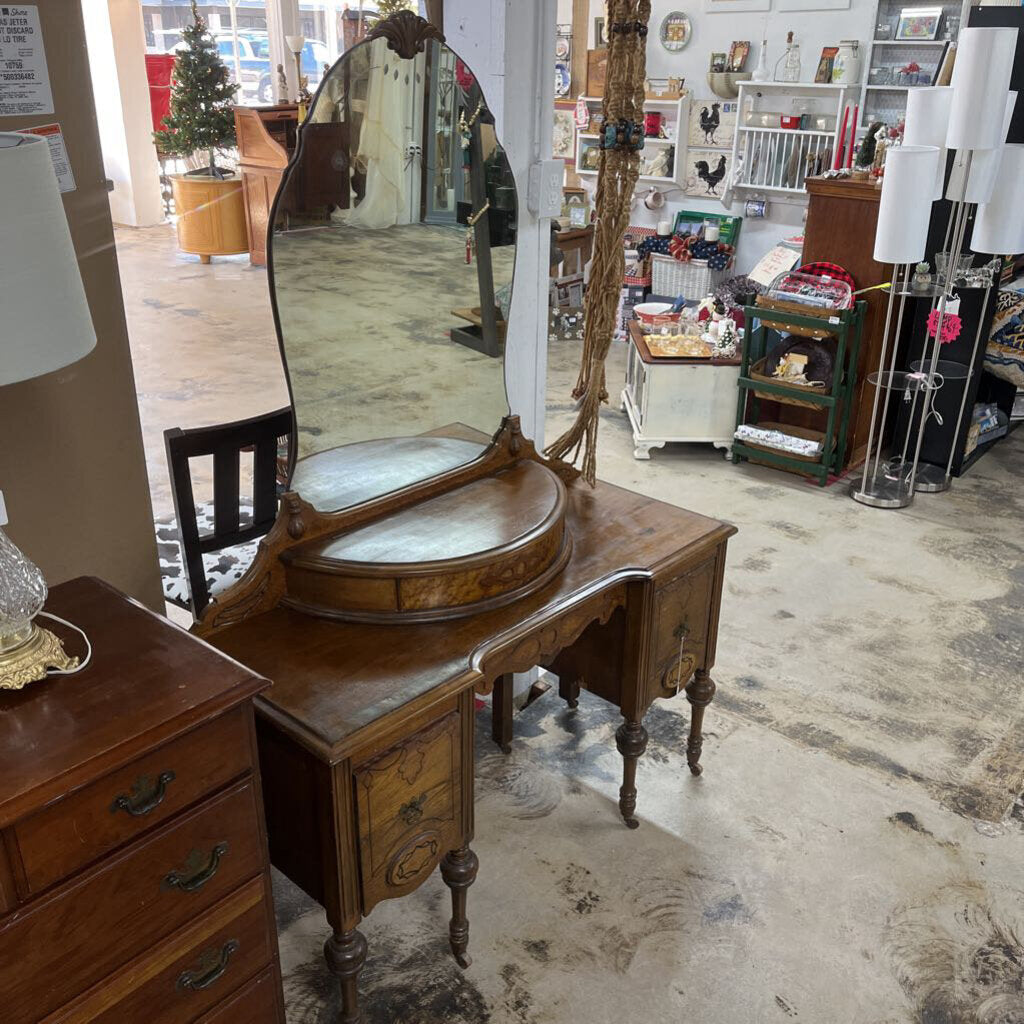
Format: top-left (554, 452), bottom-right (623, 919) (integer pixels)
top-left (118, 223), bottom-right (1024, 1023)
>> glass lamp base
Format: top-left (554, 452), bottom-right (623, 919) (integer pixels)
top-left (0, 622), bottom-right (78, 690)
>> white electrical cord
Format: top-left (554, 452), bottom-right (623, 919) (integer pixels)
top-left (36, 611), bottom-right (92, 675)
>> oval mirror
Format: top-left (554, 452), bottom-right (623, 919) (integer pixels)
top-left (269, 27), bottom-right (516, 514)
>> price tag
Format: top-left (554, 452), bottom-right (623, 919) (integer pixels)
top-left (16, 122), bottom-right (74, 192)
top-left (0, 6), bottom-right (53, 118)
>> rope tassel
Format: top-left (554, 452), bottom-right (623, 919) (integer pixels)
top-left (545, 0), bottom-right (651, 486)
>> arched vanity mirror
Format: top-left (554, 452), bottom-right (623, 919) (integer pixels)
top-left (269, 17), bottom-right (517, 514)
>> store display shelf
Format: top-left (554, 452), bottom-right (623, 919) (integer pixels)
top-left (579, 133), bottom-right (676, 146)
top-left (872, 38), bottom-right (949, 45)
top-left (738, 125), bottom-right (835, 137)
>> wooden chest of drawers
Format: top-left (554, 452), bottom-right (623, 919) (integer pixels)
top-left (0, 578), bottom-right (285, 1024)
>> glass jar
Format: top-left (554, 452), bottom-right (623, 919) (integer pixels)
top-left (832, 41), bottom-right (862, 85)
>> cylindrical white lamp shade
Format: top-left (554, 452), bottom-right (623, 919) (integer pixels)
top-left (285, 34), bottom-right (305, 52)
top-left (904, 87), bottom-right (953, 200)
top-left (947, 27), bottom-right (1019, 151)
top-left (946, 92), bottom-right (1017, 204)
top-left (971, 145), bottom-right (1024, 255)
top-left (0, 134), bottom-right (96, 386)
top-left (873, 146), bottom-right (940, 265)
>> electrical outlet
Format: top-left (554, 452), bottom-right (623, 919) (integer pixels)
top-left (527, 159), bottom-right (565, 218)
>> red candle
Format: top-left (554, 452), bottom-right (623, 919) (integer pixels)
top-left (847, 105), bottom-right (859, 168)
top-left (835, 104), bottom-right (849, 170)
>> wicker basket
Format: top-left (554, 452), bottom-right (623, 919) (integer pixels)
top-left (749, 357), bottom-right (830, 409)
top-left (738, 421), bottom-right (825, 466)
top-left (651, 253), bottom-right (729, 300)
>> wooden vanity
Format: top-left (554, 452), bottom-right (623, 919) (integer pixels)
top-left (202, 12), bottom-right (734, 1022)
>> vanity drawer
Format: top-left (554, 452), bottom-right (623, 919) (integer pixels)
top-left (44, 879), bottom-right (273, 1024)
top-left (0, 780), bottom-right (264, 1024)
top-left (15, 707), bottom-right (252, 894)
top-left (650, 559), bottom-right (716, 694)
top-left (354, 709), bottom-right (463, 912)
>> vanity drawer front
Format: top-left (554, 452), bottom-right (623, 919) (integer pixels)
top-left (650, 558), bottom-right (716, 693)
top-left (0, 780), bottom-right (265, 1024)
top-left (354, 709), bottom-right (462, 912)
top-left (16, 707), bottom-right (252, 894)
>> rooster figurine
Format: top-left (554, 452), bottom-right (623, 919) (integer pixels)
top-left (699, 103), bottom-right (722, 145)
top-left (694, 154), bottom-right (727, 196)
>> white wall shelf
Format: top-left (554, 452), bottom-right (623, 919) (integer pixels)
top-left (574, 94), bottom-right (690, 187)
top-left (728, 81), bottom-right (858, 199)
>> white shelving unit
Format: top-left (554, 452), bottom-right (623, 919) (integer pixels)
top-left (728, 82), bottom-right (858, 200)
top-left (858, 0), bottom-right (963, 127)
top-left (574, 94), bottom-right (690, 187)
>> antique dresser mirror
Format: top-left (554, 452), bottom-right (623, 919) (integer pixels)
top-left (211, 13), bottom-right (573, 630)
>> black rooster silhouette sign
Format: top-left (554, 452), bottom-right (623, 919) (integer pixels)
top-left (692, 153), bottom-right (728, 196)
top-left (699, 103), bottom-right (722, 145)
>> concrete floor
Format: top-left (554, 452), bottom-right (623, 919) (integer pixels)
top-left (118, 223), bottom-right (1024, 1023)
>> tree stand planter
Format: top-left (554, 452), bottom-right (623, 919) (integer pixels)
top-left (171, 173), bottom-right (247, 263)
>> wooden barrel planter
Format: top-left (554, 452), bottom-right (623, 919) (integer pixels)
top-left (170, 173), bottom-right (247, 263)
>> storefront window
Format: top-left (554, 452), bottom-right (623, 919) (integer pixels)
top-left (141, 1), bottom-right (270, 104)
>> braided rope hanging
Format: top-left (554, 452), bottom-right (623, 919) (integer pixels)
top-left (545, 0), bottom-right (651, 486)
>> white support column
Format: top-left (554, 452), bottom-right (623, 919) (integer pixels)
top-left (446, 0), bottom-right (556, 448)
top-left (447, 1), bottom-right (556, 701)
top-left (82, 0), bottom-right (164, 227)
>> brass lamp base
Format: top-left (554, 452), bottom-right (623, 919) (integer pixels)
top-left (0, 623), bottom-right (78, 691)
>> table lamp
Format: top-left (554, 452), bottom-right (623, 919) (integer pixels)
top-left (285, 34), bottom-right (305, 103)
top-left (0, 132), bottom-right (97, 688)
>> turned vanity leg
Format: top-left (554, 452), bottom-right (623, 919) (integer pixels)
top-left (685, 669), bottom-right (716, 776)
top-left (615, 719), bottom-right (649, 830)
top-left (324, 928), bottom-right (368, 1024)
top-left (559, 675), bottom-right (581, 709)
top-left (440, 844), bottom-right (479, 969)
top-left (491, 673), bottom-right (513, 754)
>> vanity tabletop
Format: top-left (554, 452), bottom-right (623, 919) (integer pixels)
top-left (208, 480), bottom-right (733, 762)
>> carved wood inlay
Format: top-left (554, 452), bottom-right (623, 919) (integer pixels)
top-left (386, 832), bottom-right (440, 887)
top-left (367, 10), bottom-right (445, 60)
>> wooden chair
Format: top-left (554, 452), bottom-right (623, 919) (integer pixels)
top-left (163, 407), bottom-right (293, 618)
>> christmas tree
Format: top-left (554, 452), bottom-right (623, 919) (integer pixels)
top-left (154, 0), bottom-right (238, 178)
top-left (374, 0), bottom-right (415, 21)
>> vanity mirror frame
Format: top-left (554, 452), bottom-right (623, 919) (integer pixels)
top-left (264, 11), bottom-right (515, 500)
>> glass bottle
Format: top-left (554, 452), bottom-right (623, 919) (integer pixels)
top-left (775, 31), bottom-right (801, 83)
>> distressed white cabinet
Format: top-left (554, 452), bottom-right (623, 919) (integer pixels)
top-left (621, 326), bottom-right (740, 459)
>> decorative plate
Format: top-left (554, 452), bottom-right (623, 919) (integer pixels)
top-left (660, 12), bottom-right (692, 52)
top-left (554, 61), bottom-right (570, 97)
top-left (555, 36), bottom-right (571, 60)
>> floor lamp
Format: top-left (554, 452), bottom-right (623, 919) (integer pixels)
top-left (0, 133), bottom-right (96, 688)
top-left (850, 144), bottom-right (940, 508)
top-left (905, 27), bottom-right (1018, 495)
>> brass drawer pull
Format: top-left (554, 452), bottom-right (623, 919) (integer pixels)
top-left (110, 770), bottom-right (176, 817)
top-left (163, 842), bottom-right (229, 893)
top-left (176, 939), bottom-right (239, 992)
top-left (398, 793), bottom-right (427, 826)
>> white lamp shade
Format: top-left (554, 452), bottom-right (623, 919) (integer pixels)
top-left (874, 146), bottom-right (940, 265)
top-left (904, 87), bottom-right (952, 200)
top-left (945, 92), bottom-right (1017, 204)
top-left (0, 134), bottom-right (96, 386)
top-left (946, 27), bottom-right (1019, 151)
top-left (285, 34), bottom-right (305, 53)
top-left (971, 145), bottom-right (1024, 255)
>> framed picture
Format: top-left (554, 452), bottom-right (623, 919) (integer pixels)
top-left (553, 101), bottom-right (576, 162)
top-left (688, 101), bottom-right (737, 149)
top-left (660, 12), bottom-right (692, 52)
top-left (594, 17), bottom-right (605, 48)
top-left (815, 46), bottom-right (838, 83)
top-left (895, 6), bottom-right (942, 41)
top-left (684, 149), bottom-right (731, 198)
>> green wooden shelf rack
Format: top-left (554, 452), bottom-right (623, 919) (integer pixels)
top-left (731, 299), bottom-right (866, 486)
